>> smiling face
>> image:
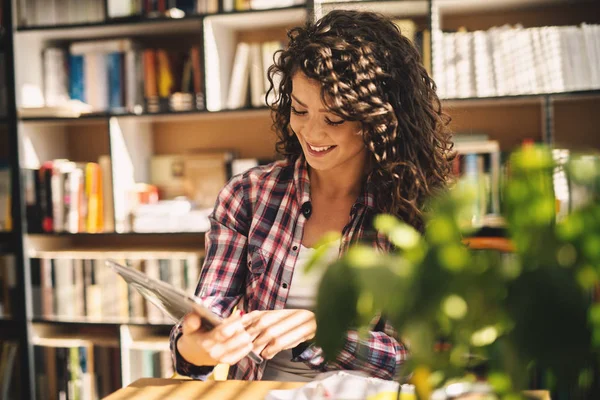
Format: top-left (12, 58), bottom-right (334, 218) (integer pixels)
top-left (289, 72), bottom-right (367, 174)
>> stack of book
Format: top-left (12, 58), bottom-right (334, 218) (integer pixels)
top-left (435, 24), bottom-right (600, 98)
top-left (30, 255), bottom-right (202, 323)
top-left (17, 0), bottom-right (105, 26)
top-left (23, 157), bottom-right (113, 234)
top-left (227, 40), bottom-right (284, 110)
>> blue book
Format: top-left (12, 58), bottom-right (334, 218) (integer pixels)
top-left (107, 52), bottom-right (124, 111)
top-left (69, 55), bottom-right (85, 102)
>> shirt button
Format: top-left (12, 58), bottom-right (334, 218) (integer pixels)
top-left (292, 245), bottom-right (298, 251)
top-left (282, 282), bottom-right (289, 289)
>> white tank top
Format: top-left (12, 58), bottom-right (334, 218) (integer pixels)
top-left (262, 242), bottom-right (339, 381)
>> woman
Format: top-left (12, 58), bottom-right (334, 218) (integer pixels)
top-left (171, 9), bottom-right (452, 381)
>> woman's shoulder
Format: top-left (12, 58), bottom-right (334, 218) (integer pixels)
top-left (231, 158), bottom-right (296, 187)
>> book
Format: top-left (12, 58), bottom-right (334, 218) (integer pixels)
top-left (227, 42), bottom-right (251, 109)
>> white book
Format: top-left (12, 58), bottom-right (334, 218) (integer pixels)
top-left (43, 48), bottom-right (70, 107)
top-left (227, 42), bottom-right (252, 109)
top-left (432, 29), bottom-right (446, 98)
top-left (169, 258), bottom-right (184, 290)
top-left (66, 166), bottom-right (83, 233)
top-left (559, 27), bottom-right (576, 91)
top-left (143, 259), bottom-right (164, 323)
top-left (490, 25), bottom-right (511, 96)
top-left (574, 27), bottom-right (592, 90)
top-left (222, 0), bottom-right (234, 12)
top-left (541, 26), bottom-right (565, 93)
top-left (454, 31), bottom-right (474, 98)
top-left (443, 33), bottom-right (457, 99)
top-left (249, 43), bottom-right (265, 108)
top-left (473, 30), bottom-right (496, 97)
top-left (530, 28), bottom-right (551, 94)
top-left (581, 24), bottom-right (599, 89)
top-left (84, 53), bottom-right (109, 112)
top-left (514, 28), bottom-right (537, 94)
top-left (185, 254), bottom-right (201, 295)
top-left (54, 259), bottom-right (75, 318)
top-left (73, 259), bottom-right (85, 317)
top-left (108, 0), bottom-right (134, 18)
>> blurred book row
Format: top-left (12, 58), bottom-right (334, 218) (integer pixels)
top-left (17, 0), bottom-right (305, 27)
top-left (34, 344), bottom-right (121, 400)
top-left (34, 341), bottom-right (175, 400)
top-left (27, 40), bottom-right (204, 117)
top-left (30, 256), bottom-right (202, 323)
top-left (21, 151), bottom-right (262, 233)
top-left (17, 0), bottom-right (105, 27)
top-left (0, 255), bottom-right (16, 319)
top-left (435, 24), bottom-right (600, 99)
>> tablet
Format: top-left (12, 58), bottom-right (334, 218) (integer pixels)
top-left (105, 259), bottom-right (263, 364)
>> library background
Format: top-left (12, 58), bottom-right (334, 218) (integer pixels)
top-left (0, 0), bottom-right (598, 399)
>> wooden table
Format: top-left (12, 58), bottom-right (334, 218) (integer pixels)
top-left (102, 378), bottom-right (305, 400)
top-left (103, 378), bottom-right (550, 400)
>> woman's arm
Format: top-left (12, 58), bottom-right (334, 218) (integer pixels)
top-left (170, 174), bottom-right (252, 378)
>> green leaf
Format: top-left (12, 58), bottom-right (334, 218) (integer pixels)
top-left (314, 260), bottom-right (358, 362)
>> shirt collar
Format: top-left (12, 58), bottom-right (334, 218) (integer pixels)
top-left (293, 155), bottom-right (375, 210)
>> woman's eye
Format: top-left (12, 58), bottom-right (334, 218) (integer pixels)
top-left (325, 117), bottom-right (345, 126)
top-left (291, 106), bottom-right (307, 115)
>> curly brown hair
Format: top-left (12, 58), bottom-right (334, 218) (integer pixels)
top-left (266, 9), bottom-right (453, 232)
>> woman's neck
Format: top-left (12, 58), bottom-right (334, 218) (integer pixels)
top-left (308, 157), bottom-right (367, 200)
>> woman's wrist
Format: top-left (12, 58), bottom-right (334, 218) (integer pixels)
top-left (176, 334), bottom-right (218, 367)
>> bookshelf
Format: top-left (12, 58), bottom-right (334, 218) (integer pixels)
top-left (2, 0), bottom-right (600, 399)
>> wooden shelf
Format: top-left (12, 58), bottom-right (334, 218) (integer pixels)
top-left (29, 247), bottom-right (204, 260)
top-left (435, 0), bottom-right (592, 14)
top-left (31, 317), bottom-right (174, 327)
top-left (15, 5), bottom-right (306, 38)
top-left (27, 232), bottom-right (206, 237)
top-left (442, 89), bottom-right (600, 107)
top-left (18, 106), bottom-right (271, 124)
top-left (318, 0), bottom-right (429, 17)
top-left (32, 333), bottom-right (119, 348)
top-left (18, 90), bottom-right (600, 125)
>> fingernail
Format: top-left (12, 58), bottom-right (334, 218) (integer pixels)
top-left (239, 310), bottom-right (245, 316)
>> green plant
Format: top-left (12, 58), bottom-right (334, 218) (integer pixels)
top-left (311, 145), bottom-right (600, 399)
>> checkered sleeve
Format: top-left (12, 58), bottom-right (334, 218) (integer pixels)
top-left (170, 174), bottom-right (251, 379)
top-left (296, 315), bottom-right (408, 380)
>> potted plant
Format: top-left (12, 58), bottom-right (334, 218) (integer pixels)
top-left (311, 145), bottom-right (600, 399)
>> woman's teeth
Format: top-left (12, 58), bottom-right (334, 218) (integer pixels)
top-left (309, 144), bottom-right (333, 152)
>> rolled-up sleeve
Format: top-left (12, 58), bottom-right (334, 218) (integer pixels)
top-left (170, 174), bottom-right (251, 379)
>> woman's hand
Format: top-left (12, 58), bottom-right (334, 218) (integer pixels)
top-left (242, 309), bottom-right (317, 360)
top-left (176, 310), bottom-right (254, 366)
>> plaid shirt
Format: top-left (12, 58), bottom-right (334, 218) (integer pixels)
top-left (170, 156), bottom-right (408, 380)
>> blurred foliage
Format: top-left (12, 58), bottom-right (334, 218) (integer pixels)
top-left (312, 145), bottom-right (600, 399)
